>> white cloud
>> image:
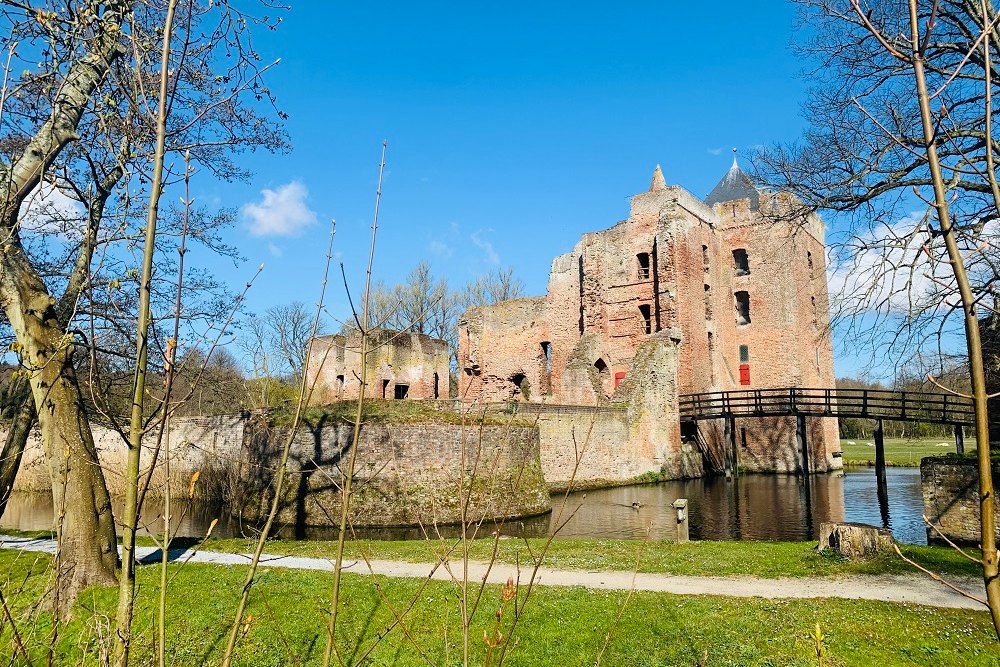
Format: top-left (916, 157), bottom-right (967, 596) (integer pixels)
top-left (707, 147), bottom-right (724, 156)
top-left (267, 242), bottom-right (283, 257)
top-left (243, 181), bottom-right (317, 237)
top-left (826, 211), bottom-right (945, 317)
top-left (429, 240), bottom-right (453, 257)
top-left (471, 229), bottom-right (500, 265)
top-left (20, 182), bottom-right (86, 235)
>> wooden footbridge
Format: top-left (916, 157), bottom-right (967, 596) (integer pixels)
top-left (678, 387), bottom-right (974, 521)
top-left (679, 387), bottom-right (974, 427)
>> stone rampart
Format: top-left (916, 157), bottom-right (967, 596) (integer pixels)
top-left (921, 456), bottom-right (1000, 543)
top-left (238, 417), bottom-right (550, 529)
top-left (9, 411), bottom-right (551, 529)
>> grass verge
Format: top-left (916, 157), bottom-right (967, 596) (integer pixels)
top-left (1, 549), bottom-right (997, 666)
top-left (839, 437), bottom-right (963, 467)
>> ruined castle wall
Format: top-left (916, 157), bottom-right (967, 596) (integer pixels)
top-left (921, 457), bottom-right (1000, 543)
top-left (308, 330), bottom-right (450, 405)
top-left (661, 190), bottom-right (729, 396)
top-left (458, 297), bottom-right (549, 402)
top-left (10, 415), bottom-right (247, 499)
top-left (241, 419), bottom-right (551, 528)
top-left (10, 413), bottom-right (552, 529)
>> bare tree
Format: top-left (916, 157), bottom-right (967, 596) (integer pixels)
top-left (0, 0), bottom-right (286, 607)
top-left (463, 266), bottom-right (524, 309)
top-left (757, 0), bottom-right (1000, 635)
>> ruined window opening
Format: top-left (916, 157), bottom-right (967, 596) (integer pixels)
top-left (739, 344), bottom-right (749, 363)
top-left (594, 358), bottom-right (610, 389)
top-left (510, 373), bottom-right (529, 400)
top-left (382, 379), bottom-right (390, 398)
top-left (811, 295), bottom-right (818, 324)
top-left (807, 251), bottom-right (814, 278)
top-left (394, 384), bottom-right (409, 400)
top-left (680, 420), bottom-right (698, 443)
top-left (639, 304), bottom-right (652, 334)
top-left (704, 284), bottom-right (712, 320)
top-left (734, 291), bottom-right (751, 325)
top-left (733, 249), bottom-right (750, 276)
top-left (540, 341), bottom-right (552, 395)
top-left (433, 372), bottom-right (439, 399)
top-left (636, 252), bottom-right (650, 280)
top-left (578, 254), bottom-right (585, 334)
top-left (335, 374), bottom-right (345, 395)
top-left (741, 427), bottom-right (748, 449)
top-left (708, 332), bottom-right (716, 384)
top-left (702, 245), bottom-right (710, 273)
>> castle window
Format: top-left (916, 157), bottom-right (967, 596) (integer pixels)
top-left (704, 284), bottom-right (712, 320)
top-left (394, 384), bottom-right (409, 400)
top-left (433, 372), bottom-right (439, 399)
top-left (739, 345), bottom-right (749, 363)
top-left (639, 304), bottom-right (652, 334)
top-left (335, 374), bottom-right (345, 395)
top-left (807, 251), bottom-right (814, 278)
top-left (594, 358), bottom-right (608, 374)
top-left (382, 379), bottom-right (390, 398)
top-left (735, 292), bottom-right (751, 325)
top-left (733, 249), bottom-right (750, 276)
top-left (637, 252), bottom-right (650, 280)
top-left (702, 245), bottom-right (710, 273)
top-left (510, 373), bottom-right (529, 400)
top-left (540, 341), bottom-right (552, 394)
top-left (708, 332), bottom-right (716, 384)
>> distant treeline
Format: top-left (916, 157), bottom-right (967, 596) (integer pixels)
top-left (836, 371), bottom-right (967, 440)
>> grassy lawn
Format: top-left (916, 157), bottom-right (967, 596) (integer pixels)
top-left (840, 437), bottom-right (962, 466)
top-left (1, 549), bottom-right (997, 666)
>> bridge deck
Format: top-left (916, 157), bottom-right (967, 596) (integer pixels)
top-left (678, 387), bottom-right (974, 426)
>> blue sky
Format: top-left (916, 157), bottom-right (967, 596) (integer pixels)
top-left (187, 1), bottom-right (885, 376)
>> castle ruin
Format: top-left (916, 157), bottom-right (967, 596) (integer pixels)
top-left (458, 158), bottom-right (842, 478)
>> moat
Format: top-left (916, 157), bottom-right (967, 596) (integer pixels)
top-left (1, 468), bottom-right (927, 545)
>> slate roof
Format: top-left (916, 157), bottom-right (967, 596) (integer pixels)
top-left (704, 155), bottom-right (760, 209)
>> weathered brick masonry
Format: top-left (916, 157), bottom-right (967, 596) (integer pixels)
top-left (459, 159), bottom-right (841, 480)
top-left (921, 456), bottom-right (1000, 543)
top-left (9, 412), bottom-right (551, 528)
top-left (308, 329), bottom-right (450, 404)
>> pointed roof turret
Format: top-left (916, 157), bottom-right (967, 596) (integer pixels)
top-left (704, 149), bottom-right (760, 209)
top-left (649, 164), bottom-right (666, 192)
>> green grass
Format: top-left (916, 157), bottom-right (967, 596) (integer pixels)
top-left (840, 437), bottom-right (963, 466)
top-left (155, 535), bottom-right (981, 580)
top-left (1, 549), bottom-right (998, 666)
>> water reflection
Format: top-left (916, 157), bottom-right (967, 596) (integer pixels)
top-left (0, 468), bottom-right (929, 545)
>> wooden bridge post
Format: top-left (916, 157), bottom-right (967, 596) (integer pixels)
top-left (724, 416), bottom-right (738, 477)
top-left (874, 418), bottom-right (889, 518)
top-left (955, 424), bottom-right (965, 455)
top-left (796, 414), bottom-right (809, 475)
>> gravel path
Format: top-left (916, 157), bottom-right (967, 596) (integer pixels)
top-left (1, 535), bottom-right (987, 611)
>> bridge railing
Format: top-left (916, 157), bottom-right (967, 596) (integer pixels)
top-left (678, 387), bottom-right (974, 425)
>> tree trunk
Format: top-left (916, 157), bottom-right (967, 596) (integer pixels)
top-left (0, 377), bottom-right (37, 519)
top-left (0, 249), bottom-right (117, 612)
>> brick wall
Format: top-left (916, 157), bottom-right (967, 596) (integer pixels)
top-left (9, 412), bottom-right (552, 530)
top-left (10, 414), bottom-right (247, 499)
top-left (239, 418), bottom-right (551, 528)
top-left (921, 456), bottom-right (1000, 543)
top-left (308, 329), bottom-right (450, 404)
